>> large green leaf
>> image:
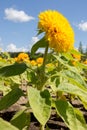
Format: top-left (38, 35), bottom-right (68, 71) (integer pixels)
top-left (63, 70), bottom-right (87, 88)
top-left (10, 109), bottom-right (30, 130)
top-left (27, 87), bottom-right (51, 125)
top-left (27, 70), bottom-right (37, 84)
top-left (74, 108), bottom-right (87, 130)
top-left (30, 37), bottom-right (48, 57)
top-left (55, 100), bottom-right (77, 130)
top-left (0, 87), bottom-right (23, 110)
top-left (62, 52), bottom-right (74, 60)
top-left (0, 63), bottom-right (27, 77)
top-left (0, 118), bottom-right (18, 130)
top-left (57, 82), bottom-right (87, 103)
top-left (53, 54), bottom-right (78, 73)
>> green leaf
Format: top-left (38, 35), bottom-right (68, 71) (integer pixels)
top-left (27, 87), bottom-right (51, 125)
top-left (76, 62), bottom-right (87, 69)
top-left (10, 109), bottom-right (30, 130)
top-left (0, 63), bottom-right (27, 77)
top-left (81, 101), bottom-right (87, 110)
top-left (62, 72), bottom-right (87, 91)
top-left (10, 76), bottom-right (21, 85)
top-left (0, 118), bottom-right (19, 130)
top-left (30, 37), bottom-right (48, 57)
top-left (70, 49), bottom-right (82, 55)
top-left (27, 70), bottom-right (37, 84)
top-left (48, 75), bottom-right (61, 92)
top-left (53, 54), bottom-right (78, 73)
top-left (0, 87), bottom-right (23, 110)
top-left (45, 125), bottom-right (50, 130)
top-left (57, 82), bottom-right (87, 103)
top-left (63, 70), bottom-right (87, 88)
top-left (37, 29), bottom-right (43, 35)
top-left (55, 100), bottom-right (78, 130)
top-left (74, 108), bottom-right (87, 130)
top-left (62, 52), bottom-right (74, 60)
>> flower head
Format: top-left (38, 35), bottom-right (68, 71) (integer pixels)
top-left (38, 10), bottom-right (74, 52)
top-left (16, 52), bottom-right (29, 62)
top-left (36, 57), bottom-right (43, 64)
top-left (30, 60), bottom-right (37, 66)
top-left (83, 59), bottom-right (87, 65)
top-left (72, 50), bottom-right (81, 61)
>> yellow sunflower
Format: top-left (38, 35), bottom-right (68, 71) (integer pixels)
top-left (72, 53), bottom-right (81, 61)
top-left (83, 60), bottom-right (87, 65)
top-left (30, 60), bottom-right (37, 66)
top-left (16, 52), bottom-right (29, 62)
top-left (36, 57), bottom-right (43, 64)
top-left (38, 10), bottom-right (74, 52)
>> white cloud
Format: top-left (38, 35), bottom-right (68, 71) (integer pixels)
top-left (31, 36), bottom-right (39, 44)
top-left (6, 43), bottom-right (28, 52)
top-left (4, 37), bottom-right (39, 52)
top-left (78, 21), bottom-right (87, 31)
top-left (2, 36), bottom-right (46, 53)
top-left (4, 8), bottom-right (35, 22)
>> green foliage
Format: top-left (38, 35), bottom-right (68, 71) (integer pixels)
top-left (55, 100), bottom-right (78, 130)
top-left (10, 109), bottom-right (30, 130)
top-left (78, 41), bottom-right (83, 54)
top-left (27, 87), bottom-right (51, 126)
top-left (0, 63), bottom-right (27, 77)
top-left (55, 100), bottom-right (87, 130)
top-left (0, 87), bottom-right (23, 110)
top-left (74, 108), bottom-right (87, 130)
top-left (30, 37), bottom-right (48, 58)
top-left (57, 82), bottom-right (87, 103)
top-left (0, 34), bottom-right (87, 130)
top-left (0, 118), bottom-right (19, 130)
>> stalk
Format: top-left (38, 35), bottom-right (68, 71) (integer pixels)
top-left (36, 44), bottom-right (49, 90)
top-left (40, 124), bottom-right (44, 130)
top-left (42, 44), bottom-right (49, 72)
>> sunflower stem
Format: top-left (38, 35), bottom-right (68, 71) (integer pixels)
top-left (36, 44), bottom-right (49, 90)
top-left (42, 44), bottom-right (49, 72)
top-left (40, 125), bottom-right (44, 130)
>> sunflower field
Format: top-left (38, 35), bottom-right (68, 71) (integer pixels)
top-left (0, 10), bottom-right (87, 130)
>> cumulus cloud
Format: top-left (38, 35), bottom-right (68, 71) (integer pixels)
top-left (31, 36), bottom-right (39, 44)
top-left (6, 43), bottom-right (28, 52)
top-left (5, 37), bottom-right (39, 52)
top-left (4, 8), bottom-right (35, 22)
top-left (3, 36), bottom-right (45, 53)
top-left (78, 21), bottom-right (87, 31)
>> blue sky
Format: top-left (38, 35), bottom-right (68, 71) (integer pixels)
top-left (0, 0), bottom-right (87, 52)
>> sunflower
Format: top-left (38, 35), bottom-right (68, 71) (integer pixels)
top-left (36, 57), bottom-right (43, 64)
top-left (38, 10), bottom-right (74, 52)
top-left (16, 52), bottom-right (29, 62)
top-left (83, 59), bottom-right (87, 65)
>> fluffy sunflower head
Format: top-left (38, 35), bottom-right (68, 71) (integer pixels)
top-left (83, 60), bottom-right (87, 65)
top-left (36, 57), bottom-right (43, 64)
top-left (16, 52), bottom-right (29, 62)
top-left (38, 10), bottom-right (74, 52)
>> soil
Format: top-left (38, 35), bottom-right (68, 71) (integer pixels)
top-left (0, 86), bottom-right (87, 130)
